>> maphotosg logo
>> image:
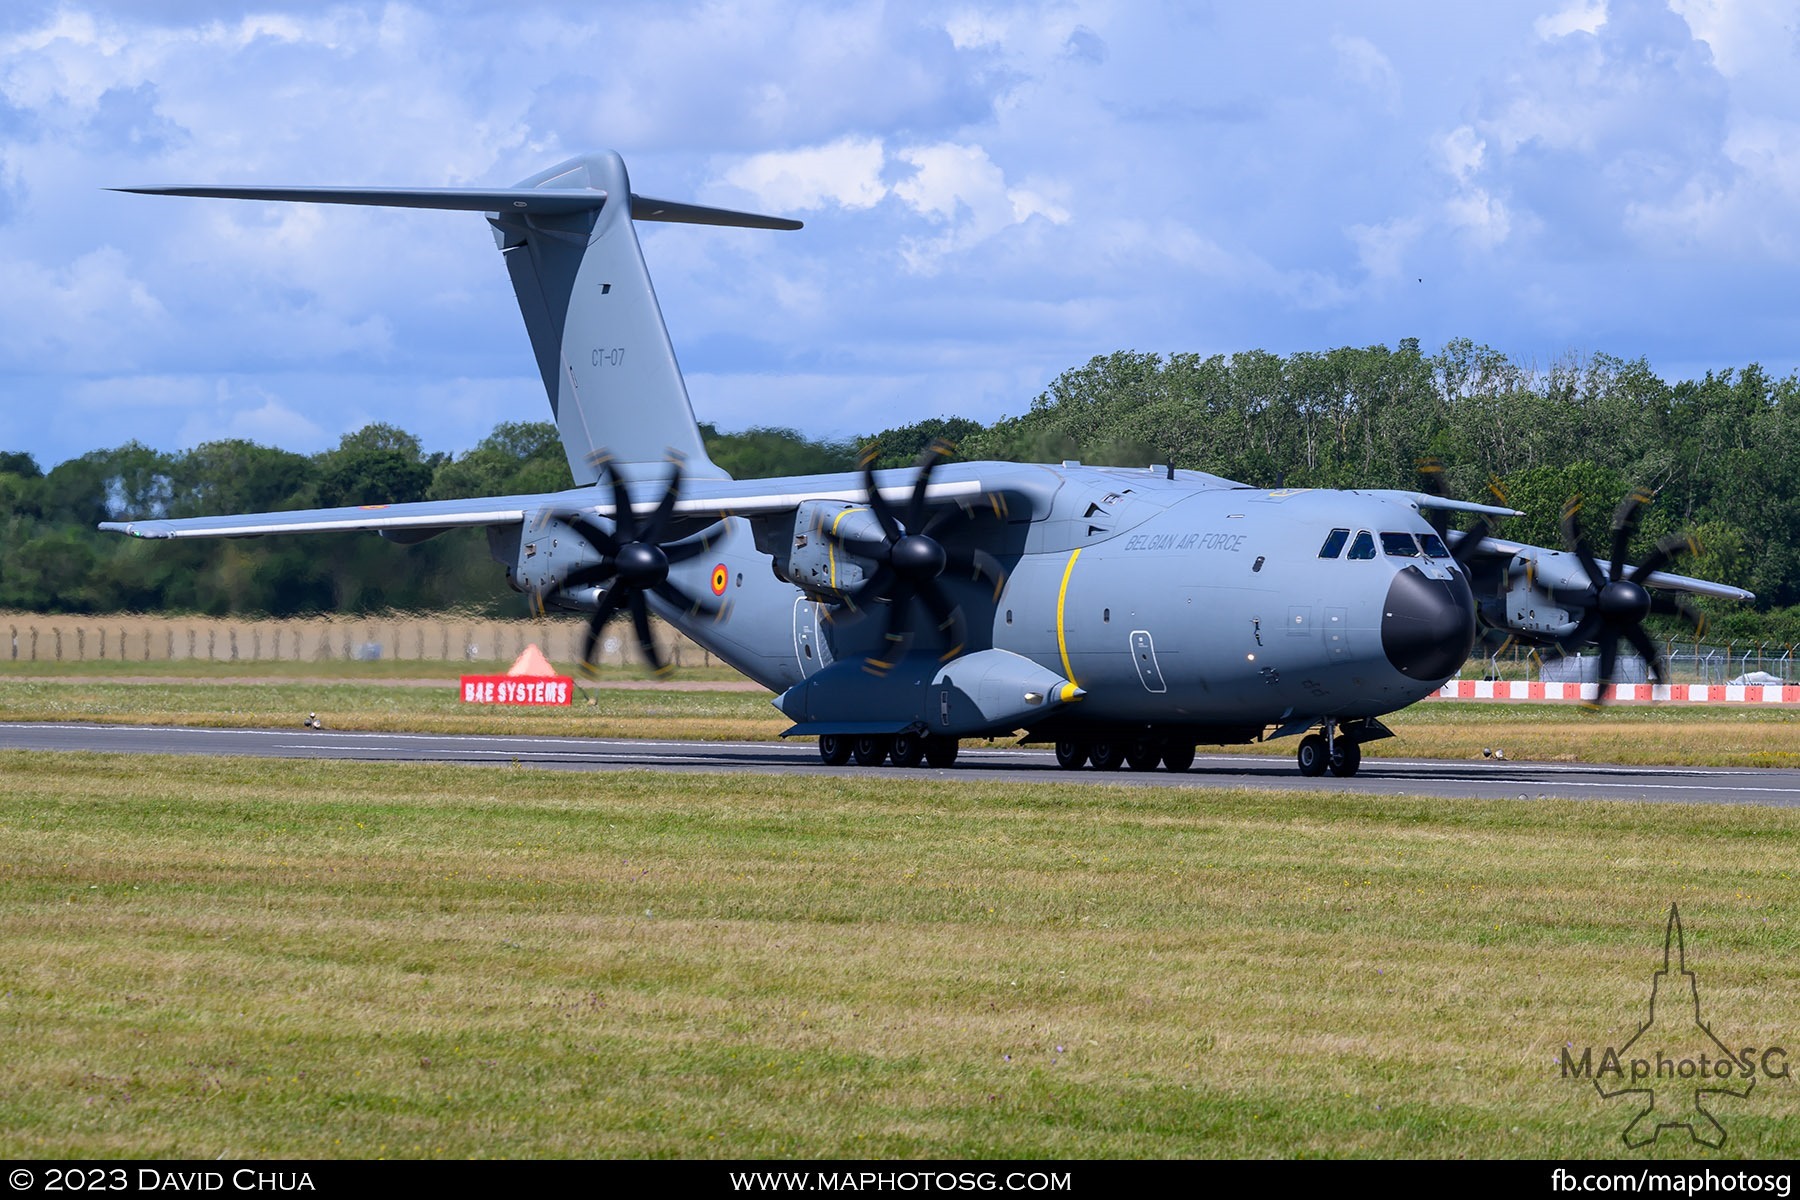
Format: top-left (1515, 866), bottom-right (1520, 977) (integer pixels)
top-left (1562, 904), bottom-right (1789, 1148)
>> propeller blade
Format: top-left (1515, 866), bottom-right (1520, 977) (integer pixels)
top-left (629, 592), bottom-right (666, 675)
top-left (1609, 486), bottom-right (1655, 581)
top-left (1621, 621), bottom-right (1666, 684)
top-left (862, 580), bottom-right (916, 674)
top-left (1630, 531), bottom-right (1699, 585)
top-left (581, 585), bottom-right (629, 666)
top-left (600, 459), bottom-right (640, 543)
top-left (906, 439), bottom-right (951, 529)
top-left (919, 580), bottom-right (967, 661)
top-left (563, 512), bottom-right (622, 556)
top-left (858, 444), bottom-right (904, 545)
top-left (1416, 457), bottom-right (1451, 539)
top-left (662, 520), bottom-right (728, 564)
top-left (830, 563), bottom-right (897, 619)
top-left (641, 458), bottom-right (685, 545)
top-left (651, 579), bottom-right (722, 620)
top-left (561, 561), bottom-right (618, 592)
top-left (1650, 592), bottom-right (1709, 637)
top-left (944, 545), bottom-right (1008, 601)
top-left (1560, 496), bottom-right (1607, 594)
top-left (1596, 630), bottom-right (1620, 697)
top-left (1556, 610), bottom-right (1603, 655)
top-left (1450, 517), bottom-right (1491, 567)
top-left (821, 528), bottom-right (894, 562)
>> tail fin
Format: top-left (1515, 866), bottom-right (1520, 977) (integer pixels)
top-left (115, 150), bottom-right (801, 486)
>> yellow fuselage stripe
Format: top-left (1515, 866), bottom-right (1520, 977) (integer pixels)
top-left (1056, 548), bottom-right (1081, 687)
top-left (827, 506), bottom-right (866, 591)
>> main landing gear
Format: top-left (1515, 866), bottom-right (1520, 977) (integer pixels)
top-left (1053, 738), bottom-right (1197, 773)
top-left (1296, 720), bottom-right (1361, 778)
top-left (817, 732), bottom-right (960, 769)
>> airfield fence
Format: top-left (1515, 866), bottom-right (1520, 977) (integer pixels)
top-left (1463, 639), bottom-right (1796, 686)
top-left (0, 612), bottom-right (717, 670)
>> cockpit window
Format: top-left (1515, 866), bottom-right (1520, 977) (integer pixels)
top-left (1380, 532), bottom-right (1420, 557)
top-left (1418, 532), bottom-right (1452, 559)
top-left (1346, 530), bottom-right (1376, 560)
top-left (1318, 528), bottom-right (1350, 558)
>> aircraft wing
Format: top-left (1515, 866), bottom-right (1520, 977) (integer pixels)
top-left (1450, 532), bottom-right (1755, 601)
top-left (98, 476), bottom-right (994, 540)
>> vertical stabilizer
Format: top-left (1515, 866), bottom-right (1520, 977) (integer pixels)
top-left (492, 153), bottom-right (699, 483)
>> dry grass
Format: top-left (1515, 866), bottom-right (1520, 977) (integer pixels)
top-left (1, 753), bottom-right (1796, 1159)
top-left (0, 678), bottom-right (784, 741)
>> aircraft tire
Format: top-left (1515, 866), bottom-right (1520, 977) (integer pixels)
top-left (1296, 734), bottom-right (1328, 777)
top-left (1054, 740), bottom-right (1089, 770)
top-left (1328, 740), bottom-right (1362, 777)
top-left (852, 734), bottom-right (893, 767)
top-left (818, 734), bottom-right (851, 766)
top-left (924, 736), bottom-right (959, 768)
top-left (1125, 742), bottom-right (1161, 771)
top-left (1160, 743), bottom-right (1196, 773)
top-left (1088, 741), bottom-right (1127, 771)
top-left (889, 732), bottom-right (926, 769)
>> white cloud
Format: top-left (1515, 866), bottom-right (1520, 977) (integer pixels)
top-left (1439, 125), bottom-right (1486, 182)
top-left (1348, 217), bottom-right (1424, 280)
top-left (721, 136), bottom-right (887, 211)
top-left (1331, 34), bottom-right (1400, 111)
top-left (1534, 0), bottom-right (1608, 41)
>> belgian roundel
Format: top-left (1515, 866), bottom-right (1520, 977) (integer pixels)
top-left (710, 564), bottom-right (729, 596)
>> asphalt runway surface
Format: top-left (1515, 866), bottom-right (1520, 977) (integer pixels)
top-left (4, 720), bottom-right (1800, 805)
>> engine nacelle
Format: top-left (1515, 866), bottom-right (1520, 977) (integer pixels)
top-left (491, 512), bottom-right (608, 609)
top-left (754, 499), bottom-right (885, 603)
top-left (1478, 550), bottom-right (1593, 641)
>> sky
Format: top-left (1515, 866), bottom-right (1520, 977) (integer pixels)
top-left (4, 0), bottom-right (1800, 471)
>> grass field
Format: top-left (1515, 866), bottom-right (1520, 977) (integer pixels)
top-left (1, 753), bottom-right (1795, 1159)
top-left (2, 671), bottom-right (1798, 765)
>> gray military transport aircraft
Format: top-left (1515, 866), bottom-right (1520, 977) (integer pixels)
top-left (101, 151), bottom-right (1753, 777)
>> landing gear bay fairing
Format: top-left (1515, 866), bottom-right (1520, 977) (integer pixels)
top-left (102, 152), bottom-right (1753, 776)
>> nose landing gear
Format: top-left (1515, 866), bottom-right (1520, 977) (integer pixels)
top-left (1297, 720), bottom-right (1363, 777)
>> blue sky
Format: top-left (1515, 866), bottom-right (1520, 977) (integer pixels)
top-left (3, 0), bottom-right (1799, 471)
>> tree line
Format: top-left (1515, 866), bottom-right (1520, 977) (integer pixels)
top-left (3, 339), bottom-right (1797, 644)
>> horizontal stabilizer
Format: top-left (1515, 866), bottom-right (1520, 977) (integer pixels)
top-left (111, 184), bottom-right (801, 228)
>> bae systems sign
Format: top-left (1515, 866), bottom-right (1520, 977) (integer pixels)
top-left (1561, 905), bottom-right (1789, 1148)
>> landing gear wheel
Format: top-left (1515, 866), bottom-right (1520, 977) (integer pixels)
top-left (1055, 740), bottom-right (1089, 770)
top-left (1328, 740), bottom-right (1362, 777)
top-left (1088, 741), bottom-right (1127, 771)
top-left (1126, 742), bottom-right (1161, 771)
top-left (1160, 743), bottom-right (1196, 773)
top-left (924, 736), bottom-right (959, 768)
top-left (852, 734), bottom-right (892, 767)
top-left (1296, 734), bottom-right (1328, 777)
top-left (818, 734), bottom-right (851, 766)
top-left (889, 732), bottom-right (926, 768)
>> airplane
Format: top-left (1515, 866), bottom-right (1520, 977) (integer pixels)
top-left (99, 150), bottom-right (1754, 777)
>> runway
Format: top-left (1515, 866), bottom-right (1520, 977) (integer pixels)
top-left (4, 720), bottom-right (1800, 805)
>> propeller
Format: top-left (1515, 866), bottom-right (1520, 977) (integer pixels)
top-left (1552, 487), bottom-right (1708, 702)
top-left (539, 455), bottom-right (727, 676)
top-left (1415, 457), bottom-right (1506, 567)
top-left (824, 440), bottom-right (1009, 675)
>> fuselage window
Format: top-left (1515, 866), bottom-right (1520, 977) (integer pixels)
top-left (1380, 532), bottom-right (1420, 557)
top-left (1418, 532), bottom-right (1452, 559)
top-left (1318, 528), bottom-right (1350, 558)
top-left (1347, 530), bottom-right (1376, 560)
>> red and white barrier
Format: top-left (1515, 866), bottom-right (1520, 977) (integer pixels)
top-left (1433, 680), bottom-right (1800, 704)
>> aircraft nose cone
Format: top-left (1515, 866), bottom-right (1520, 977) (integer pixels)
top-left (1381, 566), bottom-right (1477, 682)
